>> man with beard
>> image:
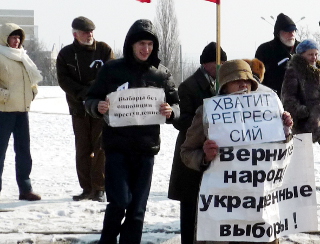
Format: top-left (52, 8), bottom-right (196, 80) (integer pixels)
top-left (255, 13), bottom-right (299, 98)
top-left (57, 16), bottom-right (114, 202)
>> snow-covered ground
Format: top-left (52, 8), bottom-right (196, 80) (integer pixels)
top-left (0, 86), bottom-right (320, 244)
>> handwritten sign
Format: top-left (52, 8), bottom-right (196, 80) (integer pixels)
top-left (106, 87), bottom-right (165, 127)
top-left (197, 133), bottom-right (317, 242)
top-left (203, 92), bottom-right (285, 147)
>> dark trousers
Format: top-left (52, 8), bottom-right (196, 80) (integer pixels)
top-left (181, 199), bottom-right (198, 244)
top-left (72, 115), bottom-right (105, 191)
top-left (99, 152), bottom-right (155, 244)
top-left (0, 112), bottom-right (32, 193)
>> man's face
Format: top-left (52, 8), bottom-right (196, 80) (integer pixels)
top-left (301, 49), bottom-right (319, 66)
top-left (132, 40), bottom-right (153, 61)
top-left (8, 35), bottom-right (20, 49)
top-left (224, 79), bottom-right (252, 94)
top-left (203, 61), bottom-right (225, 79)
top-left (74, 30), bottom-right (94, 45)
top-left (279, 30), bottom-right (296, 47)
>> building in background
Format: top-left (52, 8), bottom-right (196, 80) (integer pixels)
top-left (0, 9), bottom-right (38, 47)
top-left (0, 9), bottom-right (58, 85)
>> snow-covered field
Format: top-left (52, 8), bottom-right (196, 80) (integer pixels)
top-left (0, 86), bottom-right (320, 244)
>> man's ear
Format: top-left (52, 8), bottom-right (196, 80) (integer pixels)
top-left (73, 31), bottom-right (77, 39)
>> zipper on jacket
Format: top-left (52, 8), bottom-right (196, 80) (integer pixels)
top-left (75, 53), bottom-right (82, 81)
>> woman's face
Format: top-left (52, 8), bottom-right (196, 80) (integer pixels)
top-left (224, 79), bottom-right (252, 94)
top-left (7, 35), bottom-right (20, 49)
top-left (301, 49), bottom-right (318, 66)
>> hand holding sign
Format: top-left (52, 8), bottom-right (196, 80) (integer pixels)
top-left (160, 102), bottom-right (173, 119)
top-left (203, 139), bottom-right (219, 163)
top-left (282, 111), bottom-right (293, 135)
top-left (98, 96), bottom-right (110, 114)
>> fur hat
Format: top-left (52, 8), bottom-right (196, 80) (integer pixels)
top-left (72, 16), bottom-right (95, 31)
top-left (200, 42), bottom-right (227, 64)
top-left (218, 59), bottom-right (259, 94)
top-left (296, 39), bottom-right (319, 54)
top-left (274, 13), bottom-right (297, 37)
top-left (243, 58), bottom-right (265, 82)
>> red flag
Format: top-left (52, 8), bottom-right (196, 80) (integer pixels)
top-left (205, 0), bottom-right (220, 4)
top-left (137, 0), bottom-right (151, 3)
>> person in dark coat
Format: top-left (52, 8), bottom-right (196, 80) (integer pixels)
top-left (281, 39), bottom-right (320, 143)
top-left (168, 42), bottom-right (227, 244)
top-left (56, 16), bottom-right (114, 202)
top-left (85, 19), bottom-right (180, 244)
top-left (255, 13), bottom-right (300, 97)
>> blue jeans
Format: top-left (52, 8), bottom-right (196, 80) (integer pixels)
top-left (99, 152), bottom-right (154, 244)
top-left (0, 112), bottom-right (33, 193)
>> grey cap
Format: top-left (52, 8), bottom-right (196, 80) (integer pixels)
top-left (72, 16), bottom-right (95, 31)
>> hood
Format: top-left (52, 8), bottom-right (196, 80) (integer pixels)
top-left (273, 13), bottom-right (296, 38)
top-left (0, 23), bottom-right (25, 48)
top-left (123, 19), bottom-right (160, 68)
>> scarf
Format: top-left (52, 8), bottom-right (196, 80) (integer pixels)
top-left (0, 45), bottom-right (42, 85)
top-left (200, 65), bottom-right (216, 95)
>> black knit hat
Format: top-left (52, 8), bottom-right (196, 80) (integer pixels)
top-left (274, 13), bottom-right (297, 37)
top-left (200, 42), bottom-right (227, 64)
top-left (72, 16), bottom-right (95, 31)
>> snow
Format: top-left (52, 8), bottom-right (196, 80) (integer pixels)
top-left (0, 86), bottom-right (320, 244)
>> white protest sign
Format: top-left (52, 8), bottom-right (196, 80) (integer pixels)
top-left (107, 87), bottom-right (165, 127)
top-left (197, 133), bottom-right (318, 242)
top-left (204, 92), bottom-right (285, 147)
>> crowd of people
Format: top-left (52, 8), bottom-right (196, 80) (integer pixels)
top-left (0, 11), bottom-right (318, 244)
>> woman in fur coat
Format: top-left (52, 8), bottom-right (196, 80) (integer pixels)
top-left (281, 39), bottom-right (320, 143)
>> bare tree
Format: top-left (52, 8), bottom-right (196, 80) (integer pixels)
top-left (182, 58), bottom-right (198, 80)
top-left (113, 48), bottom-right (123, 59)
top-left (295, 26), bottom-right (320, 48)
top-left (24, 39), bottom-right (58, 86)
top-left (296, 26), bottom-right (310, 41)
top-left (313, 31), bottom-right (320, 45)
top-left (154, 0), bottom-right (181, 87)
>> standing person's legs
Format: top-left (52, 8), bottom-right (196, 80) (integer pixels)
top-left (13, 112), bottom-right (33, 194)
top-left (0, 112), bottom-right (15, 193)
top-left (119, 154), bottom-right (154, 244)
top-left (89, 117), bottom-right (105, 193)
top-left (72, 115), bottom-right (92, 197)
top-left (181, 199), bottom-right (198, 244)
top-left (99, 152), bottom-right (129, 244)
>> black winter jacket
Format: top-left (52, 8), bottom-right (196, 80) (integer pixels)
top-left (85, 19), bottom-right (179, 155)
top-left (255, 38), bottom-right (299, 98)
top-left (168, 67), bottom-right (215, 202)
top-left (57, 39), bottom-right (114, 116)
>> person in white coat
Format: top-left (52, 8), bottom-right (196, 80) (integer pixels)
top-left (0, 23), bottom-right (42, 201)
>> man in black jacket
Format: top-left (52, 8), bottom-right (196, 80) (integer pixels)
top-left (168, 42), bottom-right (227, 244)
top-left (255, 13), bottom-right (299, 97)
top-left (56, 16), bottom-right (114, 202)
top-left (85, 19), bottom-right (179, 244)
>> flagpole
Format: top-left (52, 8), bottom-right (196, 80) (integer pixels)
top-left (215, 1), bottom-right (221, 89)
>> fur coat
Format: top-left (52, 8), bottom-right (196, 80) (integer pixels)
top-left (281, 54), bottom-right (320, 142)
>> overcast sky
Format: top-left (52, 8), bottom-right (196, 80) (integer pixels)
top-left (1, 0), bottom-right (320, 62)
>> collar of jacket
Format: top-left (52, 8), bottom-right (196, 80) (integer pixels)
top-left (73, 38), bottom-right (96, 52)
top-left (200, 65), bottom-right (216, 87)
top-left (273, 37), bottom-right (299, 55)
